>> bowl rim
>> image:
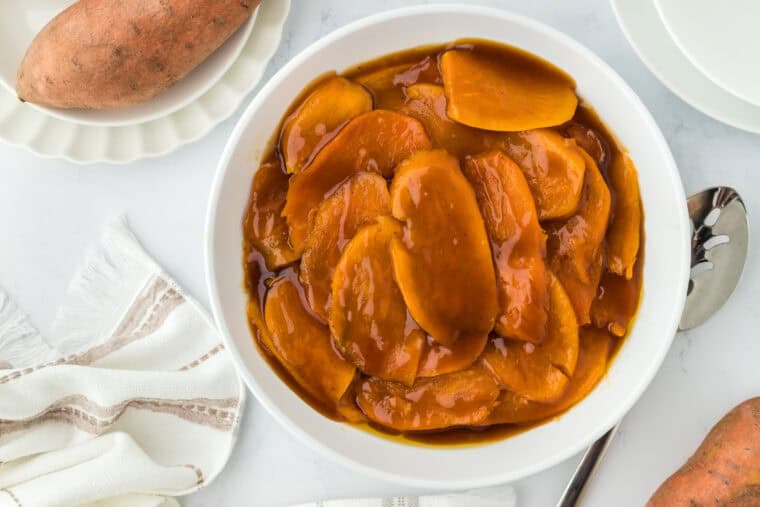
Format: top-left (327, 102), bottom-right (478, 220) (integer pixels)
top-left (0, 4), bottom-right (258, 128)
top-left (205, 3), bottom-right (690, 488)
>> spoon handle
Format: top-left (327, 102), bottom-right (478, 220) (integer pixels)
top-left (555, 423), bottom-right (620, 507)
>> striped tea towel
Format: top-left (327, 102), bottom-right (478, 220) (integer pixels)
top-left (291, 485), bottom-right (516, 507)
top-left (0, 220), bottom-right (245, 507)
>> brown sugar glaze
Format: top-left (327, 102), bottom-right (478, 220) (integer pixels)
top-left (242, 39), bottom-right (644, 446)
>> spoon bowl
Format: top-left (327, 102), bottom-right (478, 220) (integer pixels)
top-left (0, 0), bottom-right (258, 127)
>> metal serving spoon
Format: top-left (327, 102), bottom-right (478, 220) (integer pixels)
top-left (556, 186), bottom-right (749, 507)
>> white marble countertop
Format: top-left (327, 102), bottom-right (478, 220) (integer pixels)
top-left (1, 0), bottom-right (759, 505)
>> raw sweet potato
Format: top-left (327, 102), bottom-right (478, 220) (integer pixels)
top-left (17, 0), bottom-right (258, 109)
top-left (648, 397), bottom-right (760, 507)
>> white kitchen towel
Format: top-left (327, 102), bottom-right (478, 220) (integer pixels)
top-left (291, 485), bottom-right (516, 507)
top-left (0, 220), bottom-right (245, 507)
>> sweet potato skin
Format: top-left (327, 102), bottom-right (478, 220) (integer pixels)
top-left (647, 397), bottom-right (760, 507)
top-left (16, 0), bottom-right (258, 109)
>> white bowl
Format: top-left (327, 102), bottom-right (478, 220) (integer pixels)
top-left (0, 0), bottom-right (257, 127)
top-left (205, 5), bottom-right (690, 489)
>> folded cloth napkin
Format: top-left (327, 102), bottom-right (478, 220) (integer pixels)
top-left (0, 221), bottom-right (245, 507)
top-left (291, 485), bottom-right (516, 507)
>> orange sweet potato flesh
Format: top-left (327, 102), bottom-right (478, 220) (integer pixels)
top-left (389, 149), bottom-right (498, 346)
top-left (591, 262), bottom-right (642, 337)
top-left (353, 56), bottom-right (441, 110)
top-left (263, 276), bottom-right (356, 406)
top-left (647, 397), bottom-right (760, 507)
top-left (546, 149), bottom-right (612, 324)
top-left (482, 326), bottom-right (612, 425)
top-left (283, 110), bottom-right (432, 252)
top-left (562, 121), bottom-right (612, 175)
top-left (463, 150), bottom-right (549, 343)
top-left (402, 84), bottom-right (502, 158)
top-left (244, 159), bottom-right (299, 271)
top-left (606, 152), bottom-right (642, 279)
top-left (299, 172), bottom-right (391, 320)
top-left (503, 129), bottom-right (586, 220)
top-left (440, 49), bottom-right (578, 132)
top-left (356, 367), bottom-right (500, 431)
top-left (480, 274), bottom-right (579, 402)
top-left (330, 217), bottom-right (424, 385)
top-left (280, 77), bottom-right (373, 174)
top-left (417, 332), bottom-right (489, 378)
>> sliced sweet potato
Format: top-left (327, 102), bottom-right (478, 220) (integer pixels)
top-left (356, 367), bottom-right (500, 431)
top-left (482, 326), bottom-right (612, 425)
top-left (389, 149), bottom-right (498, 346)
top-left (591, 261), bottom-right (643, 337)
top-left (546, 149), bottom-right (612, 324)
top-left (352, 55), bottom-right (441, 110)
top-left (263, 276), bottom-right (356, 406)
top-left (463, 150), bottom-right (549, 342)
top-left (480, 274), bottom-right (579, 402)
top-left (244, 159), bottom-right (299, 271)
top-left (402, 84), bottom-right (502, 157)
top-left (440, 49), bottom-right (577, 132)
top-left (330, 217), bottom-right (424, 385)
top-left (503, 129), bottom-right (586, 220)
top-left (299, 172), bottom-right (390, 320)
top-left (283, 110), bottom-right (432, 252)
top-left (280, 77), bottom-right (373, 175)
top-left (417, 332), bottom-right (489, 377)
top-left (606, 152), bottom-right (642, 279)
top-left (562, 121), bottom-right (612, 175)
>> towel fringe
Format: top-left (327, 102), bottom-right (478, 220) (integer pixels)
top-left (50, 218), bottom-right (159, 356)
top-left (0, 289), bottom-right (57, 368)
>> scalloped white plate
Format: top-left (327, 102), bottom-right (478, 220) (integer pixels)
top-left (0, 0), bottom-right (290, 164)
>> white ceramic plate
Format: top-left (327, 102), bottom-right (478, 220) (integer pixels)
top-left (611, 0), bottom-right (760, 134)
top-left (0, 0), bottom-right (257, 126)
top-left (0, 0), bottom-right (289, 164)
top-left (206, 4), bottom-right (691, 489)
top-left (655, 0), bottom-right (760, 107)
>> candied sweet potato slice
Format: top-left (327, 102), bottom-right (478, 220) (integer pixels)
top-left (503, 129), bottom-right (586, 220)
top-left (440, 49), bottom-right (577, 132)
top-left (562, 121), bottom-right (612, 176)
top-left (605, 152), bottom-right (642, 279)
top-left (546, 149), bottom-right (611, 324)
top-left (417, 332), bottom-right (489, 378)
top-left (263, 276), bottom-right (356, 406)
top-left (463, 150), bottom-right (549, 343)
top-left (591, 261), bottom-right (643, 337)
top-left (353, 56), bottom-right (441, 110)
top-left (356, 367), bottom-right (500, 431)
top-left (244, 159), bottom-right (299, 271)
top-left (402, 84), bottom-right (502, 157)
top-left (389, 149), bottom-right (498, 346)
top-left (300, 172), bottom-right (391, 320)
top-left (283, 110), bottom-right (432, 252)
top-left (480, 274), bottom-right (579, 403)
top-left (330, 217), bottom-right (424, 385)
top-left (281, 77), bottom-right (373, 174)
top-left (482, 326), bottom-right (612, 424)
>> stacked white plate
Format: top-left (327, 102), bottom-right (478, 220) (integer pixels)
top-left (612, 0), bottom-right (760, 133)
top-left (0, 0), bottom-right (290, 164)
